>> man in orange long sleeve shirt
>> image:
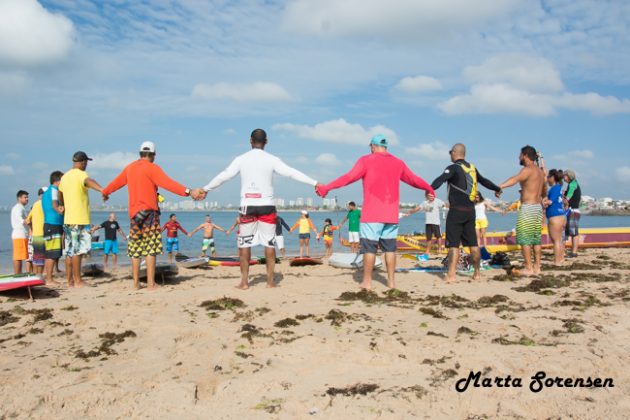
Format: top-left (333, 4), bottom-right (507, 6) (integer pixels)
top-left (102, 141), bottom-right (203, 290)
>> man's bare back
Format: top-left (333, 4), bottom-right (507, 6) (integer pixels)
top-left (518, 165), bottom-right (545, 204)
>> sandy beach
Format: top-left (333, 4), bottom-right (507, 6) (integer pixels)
top-left (1, 248), bottom-right (629, 419)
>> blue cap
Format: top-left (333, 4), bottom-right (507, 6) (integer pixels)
top-left (370, 134), bottom-right (388, 147)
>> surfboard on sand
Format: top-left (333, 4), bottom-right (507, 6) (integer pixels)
top-left (208, 257), bottom-right (259, 267)
top-left (82, 263), bottom-right (105, 276)
top-left (138, 262), bottom-right (179, 280)
top-left (177, 257), bottom-right (209, 268)
top-left (0, 273), bottom-right (45, 292)
top-left (290, 257), bottom-right (323, 267)
top-left (328, 253), bottom-right (382, 269)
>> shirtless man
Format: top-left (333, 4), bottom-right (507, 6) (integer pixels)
top-left (189, 215), bottom-right (227, 257)
top-left (499, 145), bottom-right (546, 276)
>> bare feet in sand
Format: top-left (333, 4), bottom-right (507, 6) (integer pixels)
top-left (266, 283), bottom-right (277, 288)
top-left (46, 280), bottom-right (61, 287)
top-left (387, 282), bottom-right (395, 289)
top-left (359, 281), bottom-right (372, 290)
top-left (235, 283), bottom-right (250, 290)
top-left (472, 272), bottom-right (482, 281)
top-left (444, 276), bottom-right (457, 284)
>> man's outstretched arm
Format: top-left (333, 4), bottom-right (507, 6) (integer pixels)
top-left (317, 158), bottom-right (366, 198)
top-left (203, 158), bottom-right (241, 192)
top-left (273, 158), bottom-right (318, 186)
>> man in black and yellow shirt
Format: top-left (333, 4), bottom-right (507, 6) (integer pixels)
top-left (431, 143), bottom-right (502, 283)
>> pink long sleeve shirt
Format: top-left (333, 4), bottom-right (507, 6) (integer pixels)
top-left (318, 152), bottom-right (435, 224)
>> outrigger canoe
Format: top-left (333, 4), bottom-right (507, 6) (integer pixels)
top-left (343, 227), bottom-right (630, 253)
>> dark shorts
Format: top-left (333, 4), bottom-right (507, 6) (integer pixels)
top-left (43, 223), bottom-right (63, 260)
top-left (128, 211), bottom-right (162, 258)
top-left (360, 238), bottom-right (397, 254)
top-left (298, 233), bottom-right (311, 240)
top-left (425, 224), bottom-right (442, 241)
top-left (565, 211), bottom-right (580, 237)
top-left (445, 208), bottom-right (477, 248)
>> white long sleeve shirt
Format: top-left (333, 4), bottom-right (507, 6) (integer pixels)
top-left (203, 149), bottom-right (317, 207)
top-left (11, 203), bottom-right (28, 239)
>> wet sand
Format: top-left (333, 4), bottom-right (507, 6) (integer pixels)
top-left (1, 248), bottom-right (629, 419)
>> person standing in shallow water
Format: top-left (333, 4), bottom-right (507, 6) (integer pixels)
top-left (499, 145), bottom-right (546, 276)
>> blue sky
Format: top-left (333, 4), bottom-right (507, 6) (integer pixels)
top-left (1, 0), bottom-right (629, 207)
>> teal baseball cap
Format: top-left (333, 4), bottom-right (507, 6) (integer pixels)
top-left (370, 134), bottom-right (388, 147)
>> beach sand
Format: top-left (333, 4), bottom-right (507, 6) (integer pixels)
top-left (1, 248), bottom-right (629, 419)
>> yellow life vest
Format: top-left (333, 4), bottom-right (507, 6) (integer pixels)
top-left (449, 162), bottom-right (478, 202)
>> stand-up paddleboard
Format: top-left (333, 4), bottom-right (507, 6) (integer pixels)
top-left (290, 257), bottom-right (323, 267)
top-left (178, 257), bottom-right (210, 268)
top-left (138, 262), bottom-right (178, 279)
top-left (208, 257), bottom-right (259, 267)
top-left (0, 273), bottom-right (45, 292)
top-left (396, 265), bottom-right (495, 274)
top-left (82, 263), bottom-right (105, 276)
top-left (328, 253), bottom-right (382, 269)
top-left (91, 242), bottom-right (104, 251)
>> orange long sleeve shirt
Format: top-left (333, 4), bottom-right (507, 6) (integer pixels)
top-left (102, 159), bottom-right (188, 218)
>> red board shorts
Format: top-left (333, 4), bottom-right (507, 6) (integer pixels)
top-left (238, 206), bottom-right (277, 249)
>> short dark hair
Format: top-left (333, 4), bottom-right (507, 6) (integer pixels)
top-left (50, 170), bottom-right (63, 184)
top-left (139, 151), bottom-right (155, 158)
top-left (38, 188), bottom-right (45, 196)
top-left (521, 145), bottom-right (537, 162)
top-left (169, 213), bottom-right (176, 219)
top-left (325, 218), bottom-right (332, 224)
top-left (348, 201), bottom-right (356, 207)
top-left (476, 191), bottom-right (485, 202)
top-left (548, 169), bottom-right (563, 183)
top-left (251, 128), bottom-right (267, 145)
top-left (17, 190), bottom-right (28, 198)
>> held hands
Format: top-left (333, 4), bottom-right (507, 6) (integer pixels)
top-left (102, 194), bottom-right (109, 202)
top-left (426, 192), bottom-right (436, 201)
top-left (190, 188), bottom-right (207, 201)
top-left (495, 190), bottom-right (503, 199)
top-left (315, 183), bottom-right (326, 198)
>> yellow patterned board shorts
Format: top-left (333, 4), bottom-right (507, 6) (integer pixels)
top-left (128, 211), bottom-right (163, 258)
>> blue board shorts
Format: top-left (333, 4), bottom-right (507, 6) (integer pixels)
top-left (360, 223), bottom-right (398, 253)
top-left (103, 239), bottom-right (119, 255)
top-left (166, 237), bottom-right (179, 253)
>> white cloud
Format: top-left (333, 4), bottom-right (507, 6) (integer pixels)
top-left (282, 0), bottom-right (518, 41)
top-left (89, 152), bottom-right (137, 170)
top-left (616, 166), bottom-right (630, 183)
top-left (440, 55), bottom-right (630, 116)
top-left (223, 128), bottom-right (237, 135)
top-left (405, 142), bottom-right (451, 160)
top-left (315, 153), bottom-right (342, 166)
top-left (6, 152), bottom-right (20, 160)
top-left (395, 75), bottom-right (442, 93)
top-left (191, 82), bottom-right (293, 103)
top-left (273, 118), bottom-right (399, 146)
top-left (439, 84), bottom-right (557, 116)
top-left (0, 165), bottom-right (15, 175)
top-left (568, 150), bottom-right (594, 159)
top-left (463, 54), bottom-right (564, 93)
top-left (32, 162), bottom-right (48, 169)
top-left (0, 0), bottom-right (74, 66)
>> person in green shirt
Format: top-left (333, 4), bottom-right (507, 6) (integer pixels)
top-left (339, 201), bottom-right (361, 253)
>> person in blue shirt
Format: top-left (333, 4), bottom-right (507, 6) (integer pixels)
top-left (42, 170), bottom-right (65, 286)
top-left (543, 169), bottom-right (566, 265)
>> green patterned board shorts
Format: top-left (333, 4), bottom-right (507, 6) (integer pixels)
top-left (516, 204), bottom-right (543, 246)
top-left (63, 225), bottom-right (92, 257)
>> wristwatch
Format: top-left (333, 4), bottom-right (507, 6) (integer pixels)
top-left (185, 188), bottom-right (191, 196)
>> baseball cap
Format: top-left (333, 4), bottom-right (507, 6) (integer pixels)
top-left (301, 210), bottom-right (308, 215)
top-left (370, 134), bottom-right (388, 147)
top-left (140, 141), bottom-right (156, 153)
top-left (72, 151), bottom-right (92, 162)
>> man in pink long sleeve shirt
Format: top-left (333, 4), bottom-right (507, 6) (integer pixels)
top-left (317, 134), bottom-right (435, 290)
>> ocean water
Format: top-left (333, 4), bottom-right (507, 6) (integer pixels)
top-left (1, 210), bottom-right (629, 272)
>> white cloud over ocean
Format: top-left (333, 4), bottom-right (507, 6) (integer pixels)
top-left (192, 82), bottom-right (293, 103)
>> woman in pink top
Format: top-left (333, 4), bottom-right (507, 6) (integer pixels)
top-left (317, 135), bottom-right (434, 290)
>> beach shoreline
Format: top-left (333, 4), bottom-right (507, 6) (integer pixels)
top-left (1, 247), bottom-right (628, 418)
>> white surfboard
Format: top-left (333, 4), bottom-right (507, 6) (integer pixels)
top-left (328, 253), bottom-right (382, 269)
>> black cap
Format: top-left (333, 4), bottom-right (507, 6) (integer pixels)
top-left (72, 151), bottom-right (92, 162)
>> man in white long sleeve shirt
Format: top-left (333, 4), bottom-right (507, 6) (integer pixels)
top-left (202, 128), bottom-right (320, 289)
